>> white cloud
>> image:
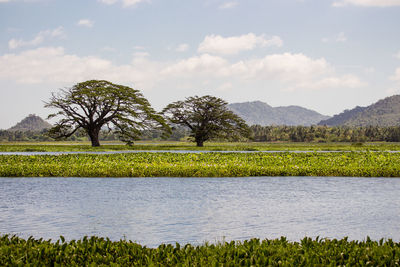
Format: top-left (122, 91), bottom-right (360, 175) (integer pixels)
top-left (98, 0), bottom-right (118, 4)
top-left (133, 51), bottom-right (150, 58)
top-left (336, 32), bottom-right (347, 42)
top-left (321, 37), bottom-right (329, 43)
top-left (161, 54), bottom-right (229, 77)
top-left (8, 27), bottom-right (65, 49)
top-left (395, 51), bottom-right (400, 59)
top-left (0, 46), bottom-right (365, 95)
top-left (162, 52), bottom-right (365, 90)
top-left (216, 82), bottom-right (233, 92)
top-left (198, 33), bottom-right (283, 55)
top-left (176, 43), bottom-right (189, 52)
top-left (219, 2), bottom-right (238, 9)
top-left (77, 19), bottom-right (94, 28)
top-left (0, 47), bottom-right (161, 89)
top-left (364, 67), bottom-right (375, 73)
top-left (0, 0), bottom-right (48, 2)
top-left (133, 45), bottom-right (146, 50)
top-left (333, 0), bottom-right (400, 7)
top-left (98, 0), bottom-right (147, 7)
top-left (391, 68), bottom-right (400, 82)
top-left (322, 32), bottom-right (347, 43)
top-left (386, 88), bottom-right (400, 95)
top-left (102, 46), bottom-right (116, 52)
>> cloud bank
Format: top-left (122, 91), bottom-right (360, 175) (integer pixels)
top-left (8, 27), bottom-right (65, 49)
top-left (198, 33), bottom-right (283, 55)
top-left (333, 0), bottom-right (400, 7)
top-left (98, 0), bottom-right (148, 7)
top-left (0, 45), bottom-right (365, 93)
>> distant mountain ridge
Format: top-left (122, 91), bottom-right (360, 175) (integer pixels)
top-left (319, 95), bottom-right (400, 126)
top-left (318, 106), bottom-right (366, 126)
top-left (8, 114), bottom-right (52, 131)
top-left (228, 101), bottom-right (330, 126)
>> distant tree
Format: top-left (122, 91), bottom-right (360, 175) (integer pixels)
top-left (45, 80), bottom-right (170, 147)
top-left (163, 95), bottom-right (250, 147)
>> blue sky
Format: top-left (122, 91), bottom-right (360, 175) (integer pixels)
top-left (1, 0), bottom-right (400, 129)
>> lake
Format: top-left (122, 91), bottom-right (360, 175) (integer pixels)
top-left (0, 177), bottom-right (399, 246)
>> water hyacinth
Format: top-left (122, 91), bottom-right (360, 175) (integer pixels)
top-left (1, 152), bottom-right (400, 177)
top-left (1, 235), bottom-right (399, 266)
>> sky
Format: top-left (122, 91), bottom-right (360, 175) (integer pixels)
top-left (0, 0), bottom-right (400, 129)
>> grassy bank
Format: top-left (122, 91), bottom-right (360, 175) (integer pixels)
top-left (1, 152), bottom-right (400, 177)
top-left (2, 141), bottom-right (400, 152)
top-left (1, 235), bottom-right (399, 266)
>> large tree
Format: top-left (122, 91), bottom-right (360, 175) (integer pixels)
top-left (163, 95), bottom-right (250, 147)
top-left (45, 80), bottom-right (170, 146)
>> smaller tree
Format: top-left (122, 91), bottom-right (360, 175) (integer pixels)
top-left (163, 95), bottom-right (250, 147)
top-left (45, 80), bottom-right (170, 146)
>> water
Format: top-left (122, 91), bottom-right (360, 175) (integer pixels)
top-left (0, 177), bottom-right (399, 246)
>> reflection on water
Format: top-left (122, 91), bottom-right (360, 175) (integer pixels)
top-left (0, 177), bottom-right (399, 246)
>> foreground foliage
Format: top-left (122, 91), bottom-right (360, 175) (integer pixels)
top-left (1, 152), bottom-right (400, 177)
top-left (1, 235), bottom-right (399, 266)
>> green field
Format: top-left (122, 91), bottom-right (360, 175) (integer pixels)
top-left (1, 235), bottom-right (399, 266)
top-left (2, 141), bottom-right (400, 152)
top-left (1, 151), bottom-right (400, 177)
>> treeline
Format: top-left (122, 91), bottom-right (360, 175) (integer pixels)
top-left (2, 125), bottom-right (400, 143)
top-left (250, 125), bottom-right (400, 142)
top-left (0, 127), bottom-right (190, 142)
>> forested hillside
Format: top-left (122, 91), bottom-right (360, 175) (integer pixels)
top-left (228, 101), bottom-right (330, 126)
top-left (319, 95), bottom-right (400, 126)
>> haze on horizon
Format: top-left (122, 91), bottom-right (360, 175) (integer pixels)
top-left (0, 0), bottom-right (400, 129)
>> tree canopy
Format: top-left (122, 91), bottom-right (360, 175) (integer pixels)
top-left (45, 80), bottom-right (170, 146)
top-left (163, 95), bottom-right (250, 146)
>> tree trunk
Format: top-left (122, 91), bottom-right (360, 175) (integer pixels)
top-left (196, 139), bottom-right (204, 147)
top-left (88, 128), bottom-right (101, 147)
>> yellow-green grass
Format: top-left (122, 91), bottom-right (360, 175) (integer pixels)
top-left (1, 235), bottom-right (399, 266)
top-left (1, 152), bottom-right (400, 177)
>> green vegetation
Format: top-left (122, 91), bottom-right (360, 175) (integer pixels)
top-left (251, 125), bottom-right (400, 142)
top-left (1, 151), bottom-right (400, 177)
top-left (2, 141), bottom-right (400, 152)
top-left (3, 124), bottom-right (400, 143)
top-left (163, 95), bottom-right (250, 147)
top-left (45, 80), bottom-right (170, 147)
top-left (1, 235), bottom-right (399, 266)
top-left (320, 95), bottom-right (400, 127)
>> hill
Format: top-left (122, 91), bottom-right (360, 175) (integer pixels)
top-left (318, 106), bottom-right (366, 126)
top-left (318, 95), bottom-right (400, 126)
top-left (228, 101), bottom-right (330, 126)
top-left (8, 114), bottom-right (52, 132)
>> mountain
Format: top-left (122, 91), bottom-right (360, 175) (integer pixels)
top-left (318, 95), bottom-right (400, 127)
top-left (228, 101), bottom-right (330, 126)
top-left (318, 106), bottom-right (366, 126)
top-left (8, 114), bottom-right (52, 131)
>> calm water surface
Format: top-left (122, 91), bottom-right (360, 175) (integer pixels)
top-left (0, 177), bottom-right (399, 246)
